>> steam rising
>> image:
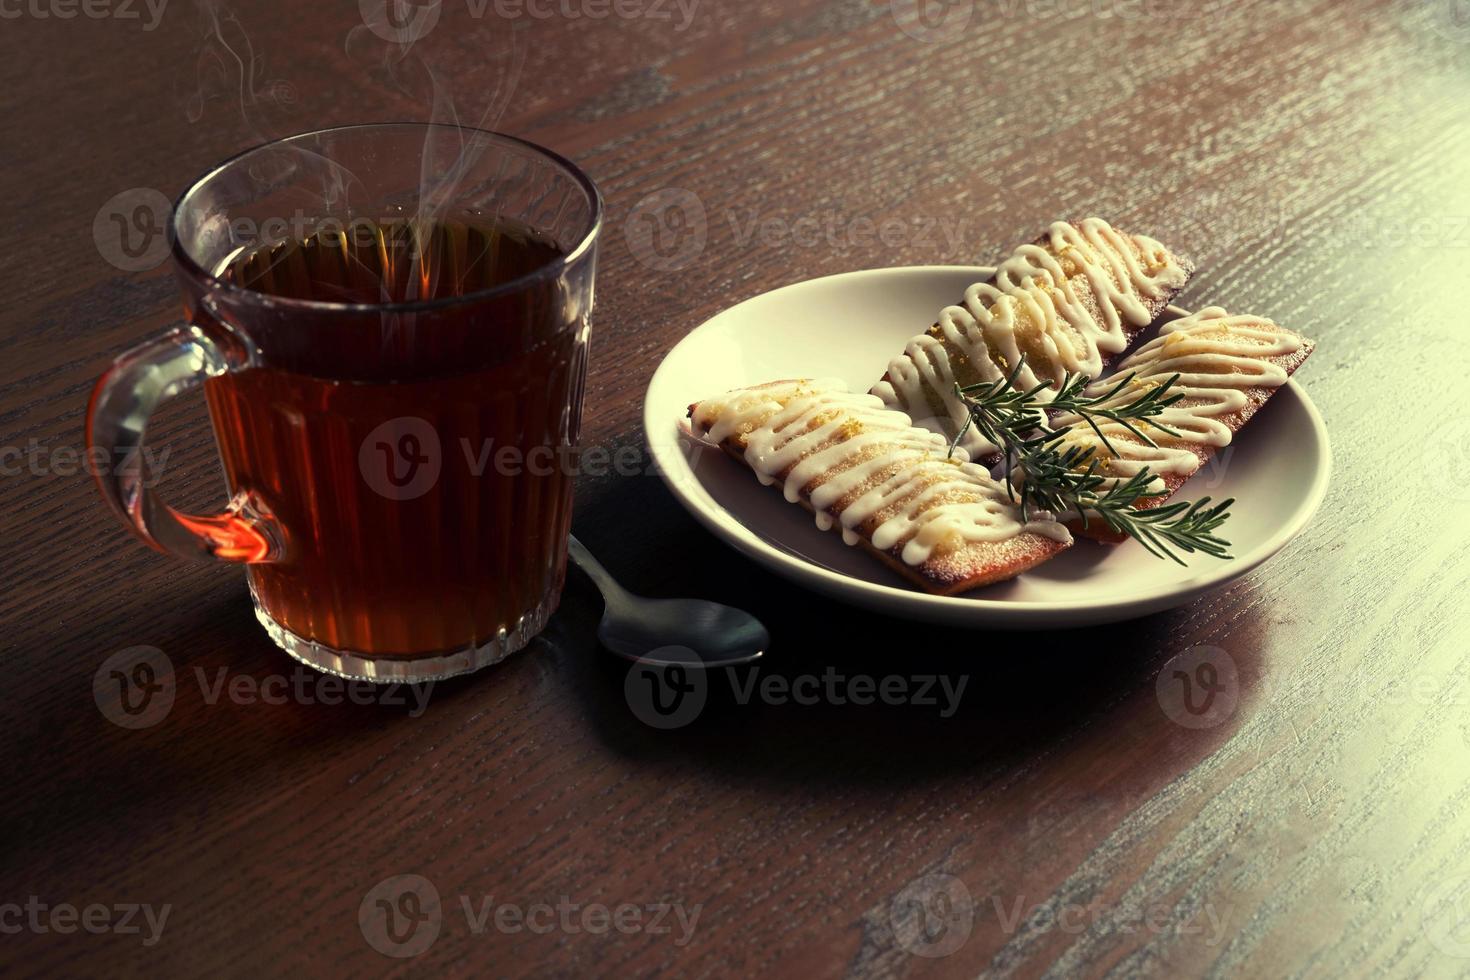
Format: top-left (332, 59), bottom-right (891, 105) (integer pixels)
top-left (182, 0), bottom-right (529, 304)
top-left (182, 0), bottom-right (299, 138)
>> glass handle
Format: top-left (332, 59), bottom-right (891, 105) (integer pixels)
top-left (86, 323), bottom-right (282, 563)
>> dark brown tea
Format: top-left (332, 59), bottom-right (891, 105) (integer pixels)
top-left (200, 216), bottom-right (587, 659)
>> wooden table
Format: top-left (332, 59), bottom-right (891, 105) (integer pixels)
top-left (4, 0), bottom-right (1470, 975)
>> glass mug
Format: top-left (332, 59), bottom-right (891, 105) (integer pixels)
top-left (87, 123), bottom-right (603, 681)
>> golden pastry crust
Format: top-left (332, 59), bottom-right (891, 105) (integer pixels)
top-left (874, 219), bottom-right (1195, 458)
top-left (704, 441), bottom-right (1068, 594)
top-left (687, 381), bottom-right (1071, 596)
top-left (1066, 327), bottom-right (1315, 542)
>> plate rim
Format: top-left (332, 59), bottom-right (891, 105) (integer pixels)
top-left (643, 264), bottom-right (1332, 623)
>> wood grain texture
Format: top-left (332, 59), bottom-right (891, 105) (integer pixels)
top-left (3, 0), bottom-right (1470, 976)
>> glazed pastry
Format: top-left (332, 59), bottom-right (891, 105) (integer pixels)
top-left (688, 379), bottom-right (1072, 594)
top-left (872, 218), bottom-right (1194, 457)
top-left (1049, 306), bottom-right (1315, 541)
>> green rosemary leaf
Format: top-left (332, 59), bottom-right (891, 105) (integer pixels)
top-left (952, 355), bottom-right (1235, 564)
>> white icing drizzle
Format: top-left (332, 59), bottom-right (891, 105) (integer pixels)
top-left (872, 217), bottom-right (1190, 455)
top-left (690, 380), bottom-right (1070, 566)
top-left (1049, 306), bottom-right (1305, 487)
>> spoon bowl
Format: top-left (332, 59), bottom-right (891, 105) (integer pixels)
top-left (568, 535), bottom-right (768, 668)
top-left (596, 596), bottom-right (769, 668)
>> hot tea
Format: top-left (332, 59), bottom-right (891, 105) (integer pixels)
top-left (89, 125), bottom-right (601, 679)
top-left (202, 215), bottom-right (587, 660)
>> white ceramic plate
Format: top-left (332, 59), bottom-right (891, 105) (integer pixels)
top-left (644, 266), bottom-right (1331, 628)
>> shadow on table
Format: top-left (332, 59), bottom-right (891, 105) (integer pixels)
top-left (5, 467), bottom-right (1265, 856)
top-left (557, 475), bottom-right (1269, 792)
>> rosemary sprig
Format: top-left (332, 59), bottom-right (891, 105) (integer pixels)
top-left (950, 358), bottom-right (1235, 565)
top-left (1045, 370), bottom-right (1187, 455)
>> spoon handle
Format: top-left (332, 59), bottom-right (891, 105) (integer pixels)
top-left (566, 534), bottom-right (635, 606)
